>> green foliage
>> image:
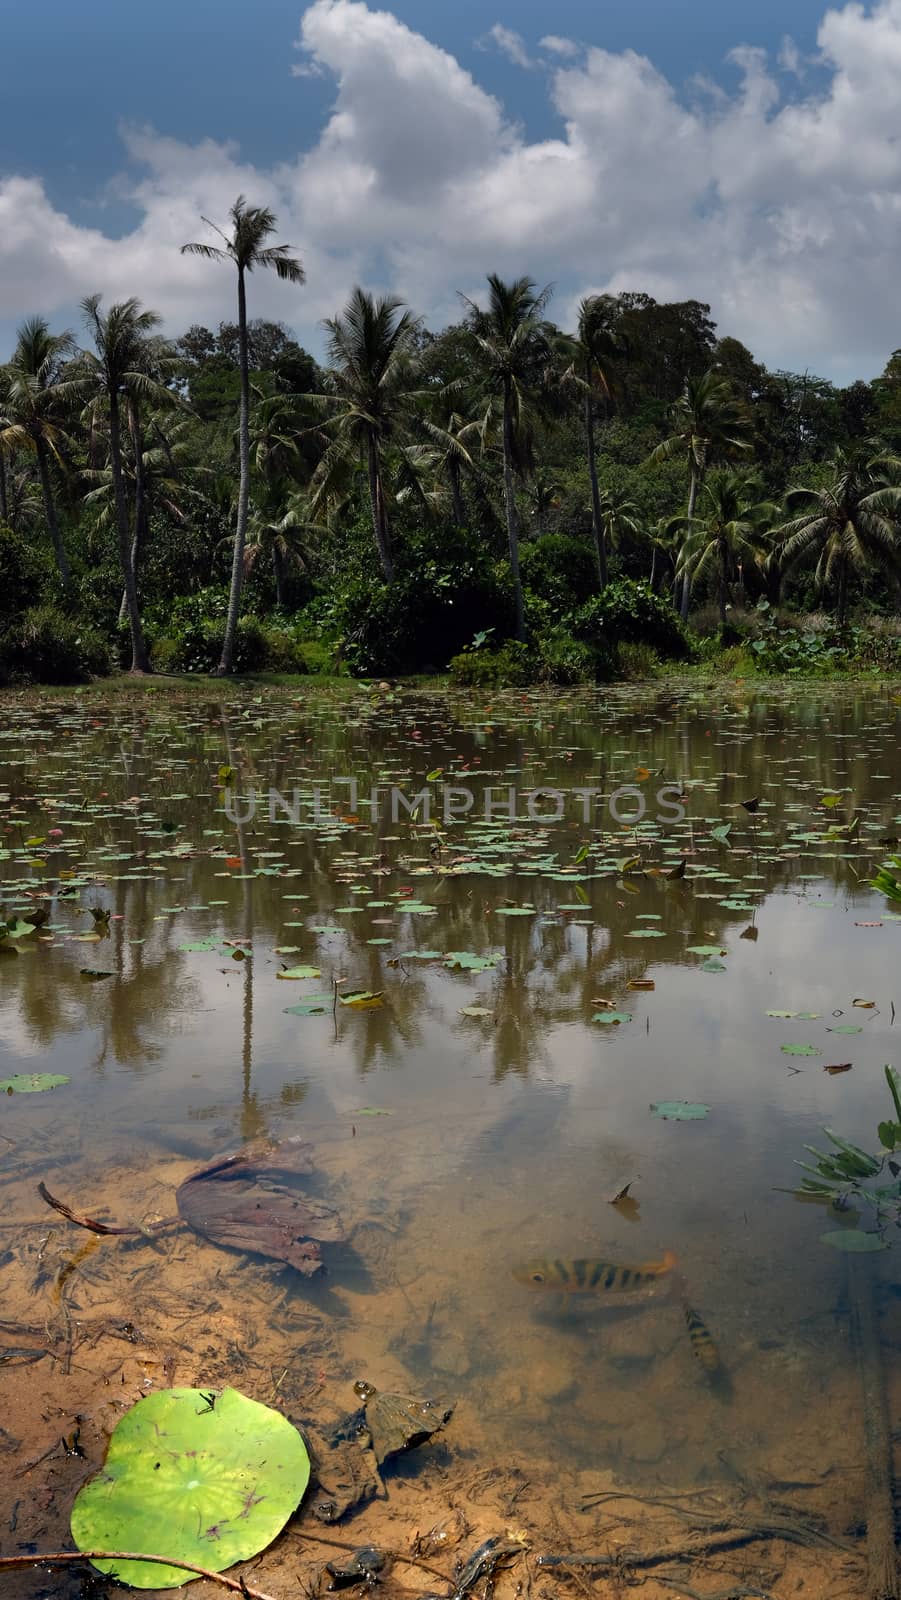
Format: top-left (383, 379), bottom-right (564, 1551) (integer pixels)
top-left (573, 578), bottom-right (691, 660)
top-left (617, 641), bottom-right (663, 679)
top-left (0, 604), bottom-right (112, 684)
top-left (449, 641), bottom-right (533, 687)
top-left (873, 856), bottom-right (901, 905)
top-left (748, 603), bottom-right (901, 675)
top-left (326, 529), bottom-right (515, 675)
top-left (520, 534), bottom-right (598, 611)
top-left (0, 521), bottom-right (43, 619)
top-left (790, 1067), bottom-right (901, 1250)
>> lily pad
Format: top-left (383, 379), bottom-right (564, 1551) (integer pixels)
top-left (277, 965), bottom-right (322, 980)
top-left (70, 1385), bottom-right (310, 1588)
top-left (820, 1230), bottom-right (889, 1253)
top-left (651, 1101), bottom-right (711, 1121)
top-left (781, 1044), bottom-right (820, 1056)
top-left (592, 1010), bottom-right (633, 1025)
top-left (0, 1072), bottom-right (70, 1094)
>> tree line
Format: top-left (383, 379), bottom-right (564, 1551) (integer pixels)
top-left (1, 195), bottom-right (900, 683)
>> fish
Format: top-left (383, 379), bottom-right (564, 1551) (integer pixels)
top-left (682, 1300), bottom-right (724, 1377)
top-left (512, 1249), bottom-right (677, 1303)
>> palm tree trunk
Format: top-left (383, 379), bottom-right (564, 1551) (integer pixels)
top-left (680, 468), bottom-right (697, 621)
top-left (35, 436), bottom-right (72, 595)
top-left (448, 458), bottom-right (466, 527)
top-left (718, 541), bottom-right (728, 628)
top-left (585, 384), bottom-right (607, 590)
top-left (118, 399), bottom-right (147, 625)
top-left (109, 391), bottom-right (151, 673)
top-left (367, 432), bottom-right (394, 581)
top-left (837, 556), bottom-right (849, 634)
top-left (502, 388), bottom-right (525, 642)
top-left (0, 452), bottom-right (8, 526)
top-left (272, 543), bottom-right (286, 608)
top-left (649, 546), bottom-right (658, 591)
top-left (218, 266), bottom-right (251, 674)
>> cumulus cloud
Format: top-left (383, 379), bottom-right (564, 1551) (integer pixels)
top-left (4, 0), bottom-right (901, 379)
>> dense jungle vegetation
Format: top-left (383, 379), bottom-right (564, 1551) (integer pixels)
top-left (2, 198), bottom-right (901, 687)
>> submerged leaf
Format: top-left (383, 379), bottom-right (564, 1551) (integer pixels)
top-left (0, 1073), bottom-right (70, 1094)
top-left (820, 1230), bottom-right (889, 1253)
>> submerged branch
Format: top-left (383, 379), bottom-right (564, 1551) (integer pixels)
top-left (0, 1551), bottom-right (279, 1599)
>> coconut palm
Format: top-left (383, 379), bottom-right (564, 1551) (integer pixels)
top-left (77, 296), bottom-right (180, 672)
top-left (243, 499), bottom-right (314, 606)
top-left (308, 288), bottom-right (422, 581)
top-left (674, 471), bottom-right (776, 626)
top-left (647, 371), bottom-right (752, 619)
top-left (463, 275), bottom-right (553, 639)
top-left (415, 381), bottom-right (481, 527)
top-left (560, 295), bottom-right (622, 588)
top-left (596, 486), bottom-right (643, 563)
top-left (775, 445), bottom-right (901, 631)
top-left (182, 198), bottom-right (304, 672)
top-left (0, 317), bottom-right (78, 589)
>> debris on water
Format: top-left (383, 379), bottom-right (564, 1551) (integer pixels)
top-left (308, 1383), bottom-right (455, 1522)
top-left (326, 1546), bottom-right (387, 1588)
top-left (450, 1536), bottom-right (522, 1600)
top-left (176, 1134), bottom-right (346, 1275)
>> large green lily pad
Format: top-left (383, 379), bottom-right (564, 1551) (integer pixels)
top-left (70, 1386), bottom-right (310, 1588)
top-left (0, 1073), bottom-right (70, 1094)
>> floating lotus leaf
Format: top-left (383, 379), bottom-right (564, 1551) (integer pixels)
top-left (0, 1073), bottom-right (70, 1094)
top-left (820, 1230), bottom-right (889, 1253)
top-left (651, 1101), bottom-right (711, 1120)
top-left (70, 1386), bottom-right (310, 1588)
top-left (277, 964), bottom-right (322, 980)
top-left (592, 1010), bottom-right (633, 1025)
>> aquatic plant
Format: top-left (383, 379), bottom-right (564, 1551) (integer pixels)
top-left (793, 1065), bottom-right (901, 1250)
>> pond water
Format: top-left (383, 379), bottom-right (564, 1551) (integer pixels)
top-left (1, 679), bottom-right (900, 1598)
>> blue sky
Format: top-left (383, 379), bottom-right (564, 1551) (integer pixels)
top-left (2, 0), bottom-right (900, 379)
top-left (4, 0), bottom-right (827, 221)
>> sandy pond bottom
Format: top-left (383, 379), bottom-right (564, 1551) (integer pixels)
top-left (1, 679), bottom-right (901, 1598)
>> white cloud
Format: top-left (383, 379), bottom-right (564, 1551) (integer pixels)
top-left (478, 23), bottom-right (535, 70)
top-left (4, 0), bottom-right (901, 380)
top-left (539, 35), bottom-right (580, 58)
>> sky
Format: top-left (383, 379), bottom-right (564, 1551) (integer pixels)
top-left (1, 0), bottom-right (899, 381)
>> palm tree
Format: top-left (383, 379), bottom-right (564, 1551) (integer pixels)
top-left (309, 288), bottom-right (422, 581)
top-left (77, 296), bottom-right (179, 673)
top-left (561, 295), bottom-right (621, 588)
top-left (647, 371), bottom-right (752, 619)
top-left (596, 486), bottom-right (642, 565)
top-left (244, 499), bottom-right (313, 606)
top-left (416, 381), bottom-right (481, 527)
top-left (463, 275), bottom-right (552, 640)
top-left (675, 471), bottom-right (776, 627)
top-left (0, 317), bottom-right (77, 590)
top-left (182, 198), bottom-right (304, 672)
top-left (775, 445), bottom-right (901, 631)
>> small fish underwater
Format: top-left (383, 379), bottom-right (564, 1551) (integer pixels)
top-left (512, 1249), bottom-right (678, 1305)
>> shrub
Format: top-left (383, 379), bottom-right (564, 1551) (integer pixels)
top-left (0, 522), bottom-right (44, 621)
top-left (616, 641), bottom-right (662, 680)
top-left (1, 605), bottom-right (113, 684)
top-left (328, 533), bottom-right (515, 675)
top-left (573, 578), bottom-right (691, 660)
top-left (449, 641), bottom-right (533, 687)
top-left (535, 627), bottom-right (602, 684)
top-left (520, 534), bottom-right (598, 613)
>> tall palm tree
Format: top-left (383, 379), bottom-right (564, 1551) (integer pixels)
top-left (775, 445), bottom-right (901, 632)
top-left (463, 275), bottom-right (552, 640)
top-left (309, 288), bottom-right (422, 581)
top-left (416, 380), bottom-right (481, 527)
top-left (77, 296), bottom-right (179, 673)
top-left (182, 197), bottom-right (304, 672)
top-left (561, 295), bottom-right (621, 588)
top-left (0, 317), bottom-right (78, 590)
top-left (674, 471), bottom-right (776, 627)
top-left (647, 371), bottom-right (752, 619)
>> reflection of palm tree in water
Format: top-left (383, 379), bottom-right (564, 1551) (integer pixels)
top-left (220, 708), bottom-right (266, 1143)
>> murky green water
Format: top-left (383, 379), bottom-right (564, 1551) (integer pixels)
top-left (2, 680), bottom-right (900, 1569)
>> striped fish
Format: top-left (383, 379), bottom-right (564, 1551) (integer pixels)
top-left (682, 1300), bottom-right (723, 1377)
top-left (512, 1249), bottom-right (677, 1301)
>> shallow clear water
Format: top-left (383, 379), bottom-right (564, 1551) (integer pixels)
top-left (1, 680), bottom-right (900, 1590)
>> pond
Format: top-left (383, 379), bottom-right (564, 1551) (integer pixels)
top-left (1, 679), bottom-right (900, 1599)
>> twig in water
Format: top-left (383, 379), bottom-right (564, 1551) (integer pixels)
top-left (37, 1182), bottom-right (179, 1238)
top-left (0, 1551), bottom-right (278, 1598)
